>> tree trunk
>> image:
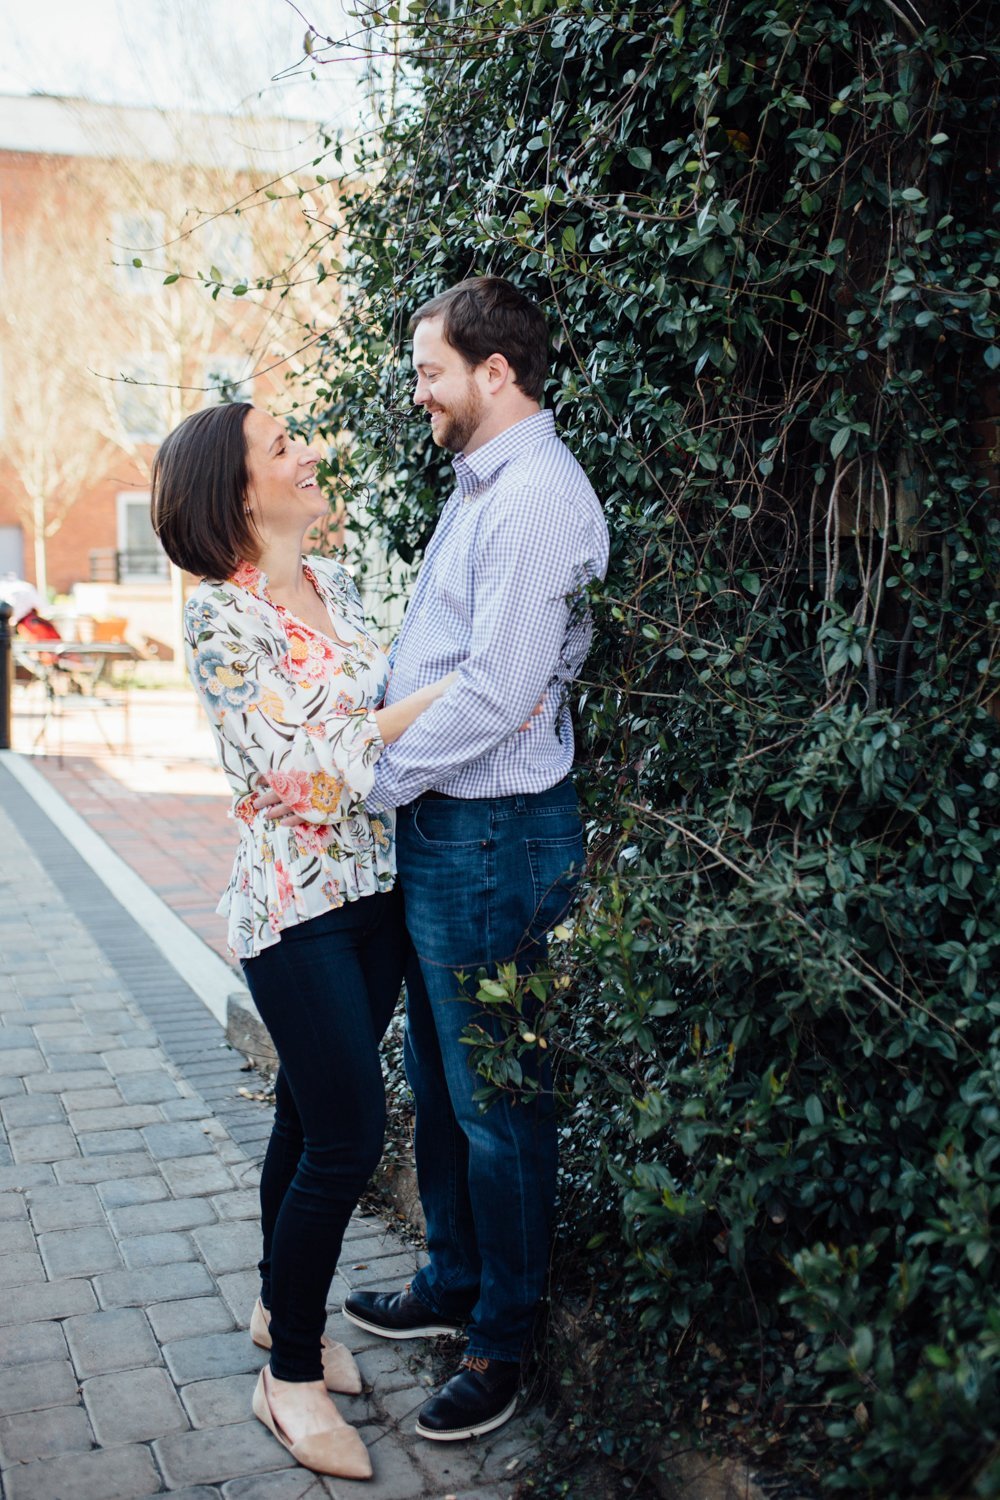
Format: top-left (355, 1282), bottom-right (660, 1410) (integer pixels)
top-left (31, 493), bottom-right (48, 601)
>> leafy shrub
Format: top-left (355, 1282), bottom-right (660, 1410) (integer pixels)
top-left (293, 2), bottom-right (1000, 1493)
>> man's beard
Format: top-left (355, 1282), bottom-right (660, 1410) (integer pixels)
top-left (432, 379), bottom-right (485, 453)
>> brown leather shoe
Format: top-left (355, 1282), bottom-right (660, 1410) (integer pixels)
top-left (252, 1367), bottom-right (372, 1479)
top-left (250, 1298), bottom-right (363, 1396)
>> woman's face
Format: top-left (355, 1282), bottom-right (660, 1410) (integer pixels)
top-left (243, 407), bottom-right (325, 546)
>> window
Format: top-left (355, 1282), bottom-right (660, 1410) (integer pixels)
top-left (116, 492), bottom-right (167, 581)
top-left (112, 211), bottom-right (167, 293)
top-left (201, 218), bottom-right (252, 291)
top-left (113, 358), bottom-right (168, 444)
top-left (202, 354), bottom-right (252, 406)
top-left (0, 525), bottom-right (24, 580)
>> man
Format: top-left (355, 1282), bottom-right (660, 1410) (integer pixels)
top-left (343, 277), bottom-right (609, 1440)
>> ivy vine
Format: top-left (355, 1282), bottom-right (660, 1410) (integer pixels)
top-left (285, 3), bottom-right (1000, 1494)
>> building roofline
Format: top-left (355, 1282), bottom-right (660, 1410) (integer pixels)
top-left (0, 92), bottom-right (327, 170)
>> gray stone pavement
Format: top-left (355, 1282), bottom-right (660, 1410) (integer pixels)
top-left (0, 762), bottom-right (543, 1499)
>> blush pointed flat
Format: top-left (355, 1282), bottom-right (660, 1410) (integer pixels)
top-left (250, 1296), bottom-right (363, 1395)
top-left (252, 1366), bottom-right (372, 1479)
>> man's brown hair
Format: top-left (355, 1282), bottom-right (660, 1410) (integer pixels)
top-left (409, 276), bottom-right (548, 401)
top-left (151, 402), bottom-right (257, 581)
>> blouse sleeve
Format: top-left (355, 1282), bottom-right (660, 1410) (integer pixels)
top-left (184, 588), bottom-right (383, 825)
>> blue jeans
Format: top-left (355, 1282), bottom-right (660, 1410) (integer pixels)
top-left (397, 779), bottom-right (583, 1363)
top-left (241, 888), bottom-right (406, 1381)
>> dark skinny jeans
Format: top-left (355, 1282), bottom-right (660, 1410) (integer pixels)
top-left (240, 886), bottom-right (406, 1382)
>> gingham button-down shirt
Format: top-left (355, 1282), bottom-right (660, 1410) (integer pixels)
top-left (367, 409), bottom-right (608, 810)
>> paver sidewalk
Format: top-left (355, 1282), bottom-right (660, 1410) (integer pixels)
top-left (11, 686), bottom-right (236, 963)
top-left (0, 761), bottom-right (541, 1500)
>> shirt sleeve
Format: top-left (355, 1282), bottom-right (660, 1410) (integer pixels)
top-left (185, 590), bottom-right (383, 825)
top-left (366, 487), bottom-right (598, 812)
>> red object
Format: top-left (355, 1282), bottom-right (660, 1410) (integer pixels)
top-left (16, 607), bottom-right (62, 665)
top-left (16, 608), bottom-right (61, 644)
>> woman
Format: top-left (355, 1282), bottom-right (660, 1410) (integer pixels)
top-left (152, 401), bottom-right (454, 1480)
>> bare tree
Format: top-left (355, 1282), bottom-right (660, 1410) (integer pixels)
top-left (59, 122), bottom-right (337, 657)
top-left (1, 191), bottom-right (119, 599)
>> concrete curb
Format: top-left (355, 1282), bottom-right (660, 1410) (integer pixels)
top-left (0, 749), bottom-right (250, 1030)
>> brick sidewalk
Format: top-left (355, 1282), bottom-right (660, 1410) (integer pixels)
top-left (0, 761), bottom-right (541, 1499)
top-left (11, 686), bottom-right (237, 964)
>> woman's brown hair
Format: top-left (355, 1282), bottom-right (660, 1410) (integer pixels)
top-left (151, 402), bottom-right (256, 580)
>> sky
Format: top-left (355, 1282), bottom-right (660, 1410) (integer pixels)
top-left (0, 0), bottom-right (370, 128)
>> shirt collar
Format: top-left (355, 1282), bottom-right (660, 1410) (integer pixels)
top-left (228, 557), bottom-right (323, 604)
top-left (452, 409), bottom-right (554, 498)
top-left (230, 558), bottom-right (266, 595)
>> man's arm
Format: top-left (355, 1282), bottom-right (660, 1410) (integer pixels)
top-left (366, 486), bottom-right (598, 812)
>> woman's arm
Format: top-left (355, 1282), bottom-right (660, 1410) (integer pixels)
top-left (185, 588), bottom-right (388, 825)
top-left (251, 672), bottom-right (457, 823)
top-left (373, 673), bottom-right (457, 745)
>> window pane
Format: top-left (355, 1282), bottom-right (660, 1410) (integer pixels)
top-left (113, 212), bottom-right (166, 293)
top-left (114, 360), bottom-right (168, 442)
top-left (203, 355), bottom-right (251, 405)
top-left (118, 493), bottom-right (166, 580)
top-left (203, 220), bottom-right (252, 289)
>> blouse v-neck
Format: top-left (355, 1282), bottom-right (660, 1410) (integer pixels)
top-left (242, 559), bottom-right (357, 651)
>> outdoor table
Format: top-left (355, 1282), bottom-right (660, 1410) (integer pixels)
top-left (12, 639), bottom-right (140, 760)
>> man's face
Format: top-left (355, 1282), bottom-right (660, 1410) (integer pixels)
top-left (412, 316), bottom-right (487, 454)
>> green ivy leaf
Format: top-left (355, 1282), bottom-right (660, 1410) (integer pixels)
top-left (804, 1094), bottom-right (825, 1126)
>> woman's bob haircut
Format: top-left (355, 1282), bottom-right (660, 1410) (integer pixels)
top-left (151, 401), bottom-right (257, 581)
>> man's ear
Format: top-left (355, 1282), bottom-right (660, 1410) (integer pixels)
top-left (483, 351), bottom-right (511, 392)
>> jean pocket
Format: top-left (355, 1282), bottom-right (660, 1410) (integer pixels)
top-left (410, 799), bottom-right (487, 851)
top-left (526, 831), bottom-right (584, 944)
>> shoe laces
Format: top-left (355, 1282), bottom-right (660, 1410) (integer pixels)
top-left (461, 1355), bottom-right (490, 1375)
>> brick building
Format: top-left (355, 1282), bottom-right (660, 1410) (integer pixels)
top-left (0, 93), bottom-right (332, 654)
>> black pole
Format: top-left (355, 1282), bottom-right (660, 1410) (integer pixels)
top-left (0, 601), bottom-right (12, 751)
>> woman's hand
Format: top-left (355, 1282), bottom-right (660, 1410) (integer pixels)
top-left (518, 695), bottom-right (546, 732)
top-left (250, 783), bottom-right (304, 825)
top-left (252, 672), bottom-right (461, 823)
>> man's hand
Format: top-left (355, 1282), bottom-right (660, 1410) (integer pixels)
top-left (251, 787), bottom-right (307, 826)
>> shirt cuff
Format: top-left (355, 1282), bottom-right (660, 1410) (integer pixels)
top-left (364, 767), bottom-right (394, 816)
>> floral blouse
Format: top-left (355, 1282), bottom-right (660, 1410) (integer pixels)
top-left (184, 556), bottom-right (392, 960)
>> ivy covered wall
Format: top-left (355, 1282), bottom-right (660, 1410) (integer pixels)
top-left (295, 3), bottom-right (1000, 1493)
